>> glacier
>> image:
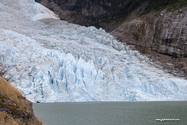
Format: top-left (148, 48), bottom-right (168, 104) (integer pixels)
top-left (0, 0), bottom-right (187, 102)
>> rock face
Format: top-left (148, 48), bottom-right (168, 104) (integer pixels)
top-left (112, 7), bottom-right (187, 58)
top-left (111, 7), bottom-right (187, 76)
top-left (153, 8), bottom-right (187, 58)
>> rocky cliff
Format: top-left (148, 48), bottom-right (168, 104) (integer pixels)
top-left (112, 6), bottom-right (187, 77)
top-left (112, 7), bottom-right (187, 57)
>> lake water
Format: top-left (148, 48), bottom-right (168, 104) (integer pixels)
top-left (33, 102), bottom-right (187, 125)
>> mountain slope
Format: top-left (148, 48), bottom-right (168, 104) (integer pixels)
top-left (111, 4), bottom-right (187, 77)
top-left (0, 77), bottom-right (42, 125)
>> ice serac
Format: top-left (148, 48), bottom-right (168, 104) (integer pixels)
top-left (0, 0), bottom-right (187, 102)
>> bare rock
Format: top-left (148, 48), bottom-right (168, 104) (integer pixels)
top-left (112, 7), bottom-right (187, 58)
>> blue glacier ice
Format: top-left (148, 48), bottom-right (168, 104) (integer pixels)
top-left (0, 0), bottom-right (187, 102)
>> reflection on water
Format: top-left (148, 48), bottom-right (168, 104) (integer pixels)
top-left (33, 102), bottom-right (187, 125)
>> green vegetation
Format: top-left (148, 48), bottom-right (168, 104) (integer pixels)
top-left (102, 0), bottom-right (187, 25)
top-left (118, 0), bottom-right (187, 19)
top-left (141, 0), bottom-right (187, 15)
top-left (118, 0), bottom-right (145, 18)
top-left (102, 0), bottom-right (145, 24)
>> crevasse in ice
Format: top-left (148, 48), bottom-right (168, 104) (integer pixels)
top-left (0, 0), bottom-right (187, 102)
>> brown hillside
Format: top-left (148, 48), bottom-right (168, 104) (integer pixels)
top-left (0, 77), bottom-right (43, 125)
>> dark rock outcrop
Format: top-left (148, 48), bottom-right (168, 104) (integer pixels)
top-left (35, 0), bottom-right (145, 32)
top-left (112, 7), bottom-right (187, 58)
top-left (112, 7), bottom-right (187, 77)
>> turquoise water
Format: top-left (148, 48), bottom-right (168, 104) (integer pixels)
top-left (33, 102), bottom-right (187, 125)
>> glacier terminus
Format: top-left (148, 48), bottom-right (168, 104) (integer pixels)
top-left (0, 0), bottom-right (187, 102)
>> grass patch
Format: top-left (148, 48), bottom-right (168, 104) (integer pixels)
top-left (0, 77), bottom-right (26, 112)
top-left (0, 77), bottom-right (43, 125)
top-left (0, 111), bottom-right (20, 125)
top-left (0, 101), bottom-right (18, 116)
top-left (0, 111), bottom-right (43, 125)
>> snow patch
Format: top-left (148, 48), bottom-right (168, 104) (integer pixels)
top-left (31, 3), bottom-right (59, 21)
